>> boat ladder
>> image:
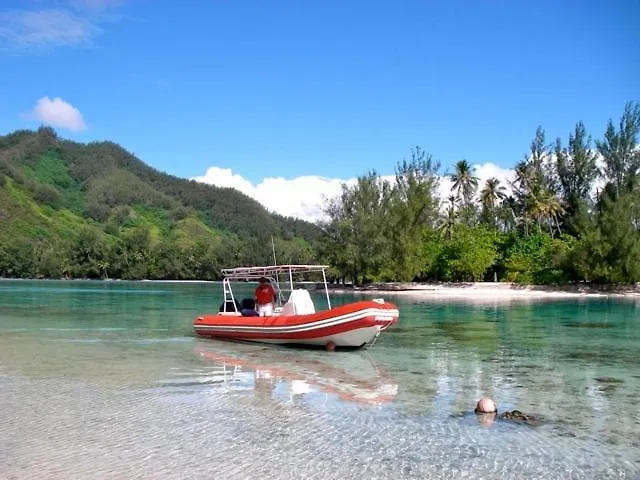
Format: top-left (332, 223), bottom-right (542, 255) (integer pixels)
top-left (222, 278), bottom-right (237, 310)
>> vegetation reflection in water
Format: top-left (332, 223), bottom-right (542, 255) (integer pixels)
top-left (0, 280), bottom-right (639, 478)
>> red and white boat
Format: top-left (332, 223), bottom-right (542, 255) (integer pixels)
top-left (193, 264), bottom-right (399, 349)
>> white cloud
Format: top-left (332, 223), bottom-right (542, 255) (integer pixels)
top-left (193, 162), bottom-right (517, 223)
top-left (593, 153), bottom-right (606, 195)
top-left (0, 0), bottom-right (125, 54)
top-left (438, 162), bottom-right (516, 204)
top-left (30, 96), bottom-right (87, 132)
top-left (193, 167), bottom-right (350, 223)
top-left (0, 8), bottom-right (100, 52)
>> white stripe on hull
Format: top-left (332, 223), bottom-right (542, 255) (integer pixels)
top-left (195, 308), bottom-right (398, 335)
top-left (239, 326), bottom-right (383, 348)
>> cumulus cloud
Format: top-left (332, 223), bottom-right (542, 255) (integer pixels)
top-left (193, 167), bottom-right (350, 223)
top-left (193, 162), bottom-right (517, 223)
top-left (30, 96), bottom-right (87, 132)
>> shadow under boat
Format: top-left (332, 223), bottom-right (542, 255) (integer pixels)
top-left (194, 342), bottom-right (399, 406)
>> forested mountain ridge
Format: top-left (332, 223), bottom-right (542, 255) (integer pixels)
top-left (0, 127), bottom-right (320, 279)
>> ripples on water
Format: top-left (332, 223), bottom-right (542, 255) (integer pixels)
top-left (1, 280), bottom-right (639, 479)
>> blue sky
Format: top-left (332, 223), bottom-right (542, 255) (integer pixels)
top-left (0, 0), bottom-right (639, 219)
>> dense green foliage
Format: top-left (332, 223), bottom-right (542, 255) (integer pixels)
top-left (321, 101), bottom-right (640, 285)
top-left (0, 128), bottom-right (320, 279)
top-left (3, 101), bottom-right (639, 285)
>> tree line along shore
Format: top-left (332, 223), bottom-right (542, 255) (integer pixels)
top-left (320, 101), bottom-right (640, 287)
top-left (1, 101), bottom-right (639, 286)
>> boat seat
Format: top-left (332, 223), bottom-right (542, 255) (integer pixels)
top-left (281, 289), bottom-right (316, 316)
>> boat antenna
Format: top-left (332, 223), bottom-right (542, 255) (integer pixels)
top-left (271, 235), bottom-right (282, 305)
top-left (271, 235), bottom-right (277, 266)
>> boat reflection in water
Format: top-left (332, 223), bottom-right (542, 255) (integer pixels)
top-left (194, 342), bottom-right (398, 407)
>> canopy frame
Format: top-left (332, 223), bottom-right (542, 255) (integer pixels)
top-left (221, 264), bottom-right (332, 311)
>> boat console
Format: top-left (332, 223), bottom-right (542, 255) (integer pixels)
top-left (281, 289), bottom-right (316, 316)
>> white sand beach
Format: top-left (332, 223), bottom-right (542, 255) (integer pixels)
top-left (327, 281), bottom-right (640, 302)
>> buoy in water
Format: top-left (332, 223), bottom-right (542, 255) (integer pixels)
top-left (325, 341), bottom-right (336, 352)
top-left (475, 397), bottom-right (497, 413)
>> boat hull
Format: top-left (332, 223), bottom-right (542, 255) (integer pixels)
top-left (193, 300), bottom-right (399, 348)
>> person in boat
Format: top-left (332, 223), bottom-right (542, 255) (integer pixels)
top-left (254, 277), bottom-right (276, 316)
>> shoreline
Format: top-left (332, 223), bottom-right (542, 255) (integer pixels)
top-left (324, 281), bottom-right (640, 301)
top-left (3, 277), bottom-right (640, 301)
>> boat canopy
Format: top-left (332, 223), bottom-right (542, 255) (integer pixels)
top-left (221, 264), bottom-right (330, 281)
top-left (221, 264), bottom-right (332, 310)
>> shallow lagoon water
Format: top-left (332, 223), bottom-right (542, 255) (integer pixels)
top-left (1, 280), bottom-right (639, 479)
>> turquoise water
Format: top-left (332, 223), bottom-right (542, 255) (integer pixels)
top-left (1, 280), bottom-right (639, 479)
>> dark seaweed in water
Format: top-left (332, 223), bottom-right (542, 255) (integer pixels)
top-left (594, 376), bottom-right (624, 395)
top-left (594, 377), bottom-right (624, 384)
top-left (565, 348), bottom-right (640, 366)
top-left (500, 410), bottom-right (541, 425)
top-left (562, 321), bottom-right (612, 329)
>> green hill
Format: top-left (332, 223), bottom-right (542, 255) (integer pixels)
top-left (0, 127), bottom-right (321, 280)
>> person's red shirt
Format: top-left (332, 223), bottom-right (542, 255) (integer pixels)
top-left (255, 283), bottom-right (275, 305)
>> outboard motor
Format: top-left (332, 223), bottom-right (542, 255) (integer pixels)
top-left (219, 300), bottom-right (240, 313)
top-left (240, 298), bottom-right (256, 310)
top-left (240, 297), bottom-right (258, 316)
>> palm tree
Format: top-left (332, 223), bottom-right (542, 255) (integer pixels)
top-left (524, 185), bottom-right (564, 236)
top-left (447, 195), bottom-right (458, 211)
top-left (511, 156), bottom-right (566, 236)
top-left (499, 195), bottom-right (519, 232)
top-left (449, 160), bottom-right (479, 205)
top-left (480, 178), bottom-right (507, 210)
top-left (437, 205), bottom-right (457, 241)
top-left (480, 178), bottom-right (507, 228)
top-left (541, 191), bottom-right (564, 236)
top-left (511, 160), bottom-right (533, 201)
top-left (98, 260), bottom-right (110, 280)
